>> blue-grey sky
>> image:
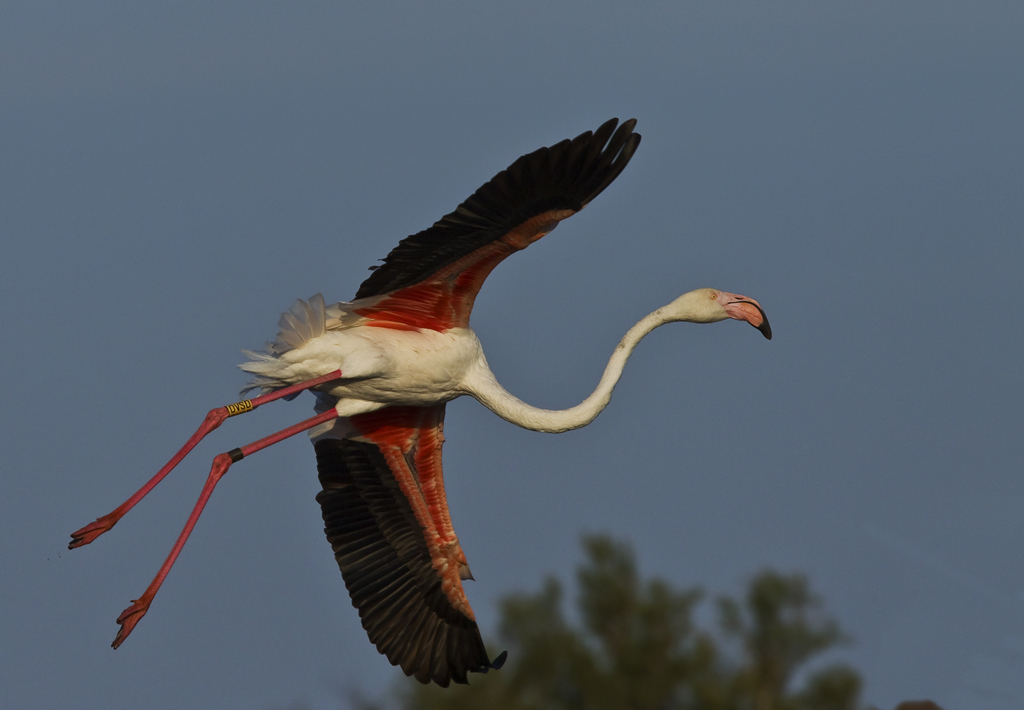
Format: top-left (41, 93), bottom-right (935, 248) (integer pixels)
top-left (2, 3), bottom-right (1022, 709)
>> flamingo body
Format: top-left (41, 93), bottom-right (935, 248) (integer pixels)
top-left (238, 120), bottom-right (767, 684)
top-left (244, 313), bottom-right (484, 416)
top-left (72, 119), bottom-right (771, 688)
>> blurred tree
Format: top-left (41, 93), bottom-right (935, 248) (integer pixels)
top-left (716, 570), bottom-right (860, 710)
top-left (377, 535), bottom-right (862, 710)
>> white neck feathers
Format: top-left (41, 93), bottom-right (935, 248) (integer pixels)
top-left (462, 307), bottom-right (673, 433)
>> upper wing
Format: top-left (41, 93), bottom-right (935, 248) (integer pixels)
top-left (352, 118), bottom-right (641, 331)
top-left (314, 405), bottom-right (505, 686)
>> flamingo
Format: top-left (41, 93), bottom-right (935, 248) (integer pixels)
top-left (69, 118), bottom-right (770, 687)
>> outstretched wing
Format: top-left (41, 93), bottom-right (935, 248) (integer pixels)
top-left (352, 118), bottom-right (641, 331)
top-left (314, 405), bottom-right (505, 686)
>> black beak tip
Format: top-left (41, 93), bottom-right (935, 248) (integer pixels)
top-left (757, 318), bottom-right (772, 340)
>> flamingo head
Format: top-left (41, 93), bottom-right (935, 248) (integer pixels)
top-left (664, 288), bottom-right (772, 340)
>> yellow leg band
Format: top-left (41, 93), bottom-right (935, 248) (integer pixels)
top-left (225, 400), bottom-right (254, 417)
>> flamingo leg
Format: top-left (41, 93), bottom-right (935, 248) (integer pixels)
top-left (112, 406), bottom-right (341, 648)
top-left (69, 369), bottom-right (343, 549)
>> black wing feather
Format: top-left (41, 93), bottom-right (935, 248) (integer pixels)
top-left (314, 437), bottom-right (501, 687)
top-left (355, 118), bottom-right (641, 299)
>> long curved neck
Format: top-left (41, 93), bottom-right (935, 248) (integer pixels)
top-left (463, 307), bottom-right (674, 433)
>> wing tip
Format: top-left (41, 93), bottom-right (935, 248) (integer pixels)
top-left (354, 118), bottom-right (642, 300)
top-left (475, 649), bottom-right (508, 672)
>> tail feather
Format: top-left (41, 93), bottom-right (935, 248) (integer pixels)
top-left (238, 351), bottom-right (283, 396)
top-left (239, 294), bottom-right (361, 396)
top-left (274, 293), bottom-right (328, 354)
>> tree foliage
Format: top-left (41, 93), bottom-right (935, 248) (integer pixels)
top-left (387, 535), bottom-right (862, 710)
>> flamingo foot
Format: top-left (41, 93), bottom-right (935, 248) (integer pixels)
top-left (69, 516), bottom-right (117, 549)
top-left (112, 598), bottom-right (151, 649)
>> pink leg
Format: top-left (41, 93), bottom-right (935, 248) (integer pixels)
top-left (112, 407), bottom-right (340, 648)
top-left (69, 370), bottom-right (342, 549)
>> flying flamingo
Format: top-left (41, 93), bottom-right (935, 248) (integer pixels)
top-left (70, 118), bottom-right (770, 686)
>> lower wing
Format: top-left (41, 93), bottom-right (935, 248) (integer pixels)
top-left (314, 405), bottom-right (505, 686)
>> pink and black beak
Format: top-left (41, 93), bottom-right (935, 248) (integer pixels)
top-left (718, 292), bottom-right (772, 340)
